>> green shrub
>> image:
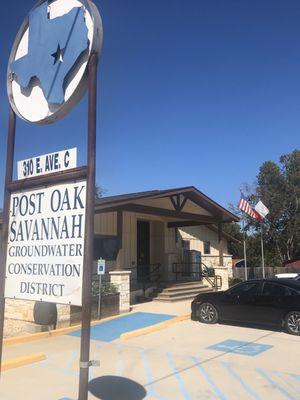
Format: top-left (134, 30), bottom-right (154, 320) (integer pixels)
top-left (92, 281), bottom-right (119, 296)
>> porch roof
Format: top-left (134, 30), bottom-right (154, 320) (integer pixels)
top-left (95, 186), bottom-right (239, 225)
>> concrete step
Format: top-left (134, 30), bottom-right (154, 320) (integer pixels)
top-left (153, 292), bottom-right (206, 302)
top-left (153, 283), bottom-right (214, 302)
top-left (165, 281), bottom-right (209, 288)
top-left (157, 287), bottom-right (212, 298)
top-left (162, 284), bottom-right (210, 293)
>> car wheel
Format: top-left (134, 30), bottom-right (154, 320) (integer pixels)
top-left (199, 303), bottom-right (218, 324)
top-left (285, 311), bottom-right (300, 335)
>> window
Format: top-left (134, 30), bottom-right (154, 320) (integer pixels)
top-left (182, 240), bottom-right (190, 250)
top-left (230, 282), bottom-right (260, 296)
top-left (204, 241), bottom-right (211, 254)
top-left (262, 283), bottom-right (292, 297)
top-left (93, 236), bottom-right (118, 261)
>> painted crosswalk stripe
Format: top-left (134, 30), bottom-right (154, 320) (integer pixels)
top-left (221, 362), bottom-right (261, 400)
top-left (256, 369), bottom-right (295, 400)
top-left (191, 357), bottom-right (227, 400)
top-left (165, 353), bottom-right (192, 400)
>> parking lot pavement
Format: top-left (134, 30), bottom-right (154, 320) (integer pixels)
top-left (1, 318), bottom-right (300, 399)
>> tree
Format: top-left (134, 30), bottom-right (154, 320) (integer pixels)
top-left (95, 184), bottom-right (104, 199)
top-left (241, 149), bottom-right (300, 266)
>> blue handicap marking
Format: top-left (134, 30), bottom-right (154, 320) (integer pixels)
top-left (208, 339), bottom-right (273, 356)
top-left (58, 398), bottom-right (74, 400)
top-left (291, 373), bottom-right (300, 382)
top-left (69, 312), bottom-right (175, 342)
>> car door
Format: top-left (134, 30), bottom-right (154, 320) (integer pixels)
top-left (253, 282), bottom-right (294, 326)
top-left (220, 281), bottom-right (262, 322)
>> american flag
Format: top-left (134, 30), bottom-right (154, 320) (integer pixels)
top-left (238, 194), bottom-right (263, 221)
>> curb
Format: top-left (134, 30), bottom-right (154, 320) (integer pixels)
top-left (120, 313), bottom-right (190, 340)
top-left (4, 312), bottom-right (131, 347)
top-left (2, 353), bottom-right (46, 371)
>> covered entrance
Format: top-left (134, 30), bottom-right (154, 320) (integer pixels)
top-left (94, 187), bottom-right (239, 297)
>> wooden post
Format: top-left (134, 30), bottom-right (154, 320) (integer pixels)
top-left (0, 108), bottom-right (16, 376)
top-left (218, 222), bottom-right (224, 266)
top-left (115, 210), bottom-right (123, 271)
top-left (78, 52), bottom-right (98, 400)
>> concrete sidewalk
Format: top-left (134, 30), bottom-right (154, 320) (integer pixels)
top-left (131, 299), bottom-right (191, 316)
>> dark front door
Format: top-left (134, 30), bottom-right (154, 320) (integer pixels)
top-left (137, 221), bottom-right (150, 283)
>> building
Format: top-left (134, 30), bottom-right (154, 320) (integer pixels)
top-left (0, 186), bottom-right (239, 336)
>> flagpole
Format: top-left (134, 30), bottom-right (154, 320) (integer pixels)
top-left (260, 221), bottom-right (265, 278)
top-left (242, 219), bottom-right (248, 280)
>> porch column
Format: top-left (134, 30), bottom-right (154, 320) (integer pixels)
top-left (110, 271), bottom-right (131, 313)
top-left (115, 210), bottom-right (123, 271)
top-left (218, 222), bottom-right (224, 266)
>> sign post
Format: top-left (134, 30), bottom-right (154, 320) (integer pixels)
top-left (78, 52), bottom-right (98, 400)
top-left (0, 2), bottom-right (103, 400)
top-left (97, 259), bottom-right (106, 319)
top-left (0, 108), bottom-right (16, 378)
top-left (242, 219), bottom-right (248, 281)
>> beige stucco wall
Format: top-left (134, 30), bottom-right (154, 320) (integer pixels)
top-left (178, 225), bottom-right (229, 255)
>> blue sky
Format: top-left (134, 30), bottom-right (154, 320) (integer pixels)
top-left (1, 0), bottom-right (300, 209)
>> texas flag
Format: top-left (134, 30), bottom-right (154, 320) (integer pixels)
top-left (255, 201), bottom-right (270, 220)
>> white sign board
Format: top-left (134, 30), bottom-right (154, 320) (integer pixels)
top-left (97, 259), bottom-right (105, 275)
top-left (17, 148), bottom-right (77, 180)
top-left (5, 180), bottom-right (86, 306)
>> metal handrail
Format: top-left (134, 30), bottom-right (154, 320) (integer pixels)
top-left (128, 263), bottom-right (161, 295)
top-left (172, 262), bottom-right (222, 290)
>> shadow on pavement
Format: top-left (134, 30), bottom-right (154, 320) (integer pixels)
top-left (89, 376), bottom-right (147, 400)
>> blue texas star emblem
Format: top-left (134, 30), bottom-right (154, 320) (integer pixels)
top-left (11, 1), bottom-right (89, 105)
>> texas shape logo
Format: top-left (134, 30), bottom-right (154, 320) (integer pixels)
top-left (11, 1), bottom-right (89, 105)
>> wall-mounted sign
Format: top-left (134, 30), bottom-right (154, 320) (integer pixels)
top-left (5, 180), bottom-right (86, 306)
top-left (7, 0), bottom-right (103, 125)
top-left (17, 148), bottom-right (77, 180)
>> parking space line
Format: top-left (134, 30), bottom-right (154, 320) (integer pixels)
top-left (191, 357), bottom-right (227, 400)
top-left (274, 372), bottom-right (300, 396)
top-left (63, 350), bottom-right (78, 375)
top-left (290, 374), bottom-right (300, 382)
top-left (115, 344), bottom-right (124, 376)
top-left (140, 349), bottom-right (168, 400)
top-left (165, 353), bottom-right (192, 400)
top-left (39, 351), bottom-right (77, 378)
top-left (256, 369), bottom-right (295, 400)
top-left (221, 362), bottom-right (261, 400)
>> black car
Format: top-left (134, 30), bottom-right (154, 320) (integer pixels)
top-left (191, 279), bottom-right (300, 335)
